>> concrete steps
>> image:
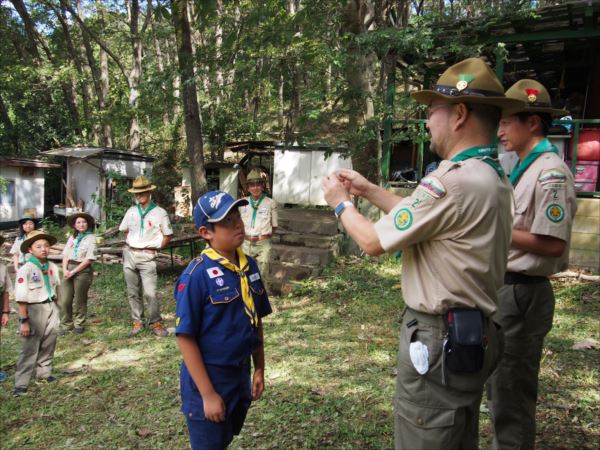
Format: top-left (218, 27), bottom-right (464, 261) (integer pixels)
top-left (267, 208), bottom-right (340, 295)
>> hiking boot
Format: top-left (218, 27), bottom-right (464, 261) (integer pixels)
top-left (150, 322), bottom-right (169, 337)
top-left (36, 376), bottom-right (58, 385)
top-left (13, 387), bottom-right (27, 397)
top-left (73, 327), bottom-right (84, 334)
top-left (128, 320), bottom-right (144, 337)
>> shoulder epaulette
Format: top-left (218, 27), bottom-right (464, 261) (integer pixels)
top-left (188, 256), bottom-right (204, 274)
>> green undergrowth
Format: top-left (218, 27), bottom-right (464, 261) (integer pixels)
top-left (0, 257), bottom-right (598, 449)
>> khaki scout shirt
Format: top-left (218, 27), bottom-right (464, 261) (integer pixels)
top-left (15, 261), bottom-right (60, 304)
top-left (10, 237), bottom-right (26, 265)
top-left (374, 158), bottom-right (514, 317)
top-left (63, 233), bottom-right (98, 262)
top-left (507, 153), bottom-right (577, 276)
top-left (119, 205), bottom-right (173, 249)
top-left (0, 263), bottom-right (13, 295)
top-left (240, 196), bottom-right (278, 236)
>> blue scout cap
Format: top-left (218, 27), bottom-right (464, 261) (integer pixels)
top-left (193, 191), bottom-right (248, 228)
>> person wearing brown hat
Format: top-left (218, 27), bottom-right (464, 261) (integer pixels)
top-left (59, 213), bottom-right (98, 335)
top-left (13, 230), bottom-right (61, 396)
top-left (10, 214), bottom-right (40, 272)
top-left (488, 80), bottom-right (577, 450)
top-left (322, 57), bottom-right (518, 449)
top-left (239, 169), bottom-right (278, 279)
top-left (119, 175), bottom-right (173, 337)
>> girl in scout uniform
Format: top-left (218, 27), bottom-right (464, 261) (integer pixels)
top-left (13, 230), bottom-right (61, 397)
top-left (1, 235), bottom-right (14, 382)
top-left (175, 191), bottom-right (272, 450)
top-left (10, 215), bottom-right (39, 272)
top-left (60, 213), bottom-right (97, 334)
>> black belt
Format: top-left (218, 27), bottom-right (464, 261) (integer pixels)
top-left (504, 272), bottom-right (547, 285)
top-left (39, 296), bottom-right (57, 304)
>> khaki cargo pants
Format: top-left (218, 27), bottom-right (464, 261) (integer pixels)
top-left (488, 280), bottom-right (555, 450)
top-left (395, 307), bottom-right (502, 450)
top-left (123, 247), bottom-right (161, 324)
top-left (60, 264), bottom-right (93, 330)
top-left (15, 301), bottom-right (60, 388)
top-left (242, 239), bottom-right (272, 278)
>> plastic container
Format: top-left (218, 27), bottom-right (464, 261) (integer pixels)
top-left (570, 128), bottom-right (600, 161)
top-left (574, 181), bottom-right (598, 192)
top-left (566, 160), bottom-right (600, 182)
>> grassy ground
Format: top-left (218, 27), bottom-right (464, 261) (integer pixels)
top-left (0, 256), bottom-right (598, 449)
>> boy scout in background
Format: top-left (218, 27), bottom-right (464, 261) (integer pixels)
top-left (239, 169), bottom-right (278, 277)
top-left (322, 58), bottom-right (520, 449)
top-left (13, 230), bottom-right (61, 397)
top-left (1, 235), bottom-right (13, 382)
top-left (489, 80), bottom-right (577, 450)
top-left (119, 176), bottom-right (173, 337)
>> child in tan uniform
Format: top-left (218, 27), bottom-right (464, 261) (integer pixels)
top-left (0, 235), bottom-right (13, 382)
top-left (13, 230), bottom-right (61, 397)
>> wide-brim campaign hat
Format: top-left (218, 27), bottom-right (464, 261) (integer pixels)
top-left (67, 212), bottom-right (96, 229)
top-left (502, 79), bottom-right (568, 117)
top-left (246, 169), bottom-right (264, 183)
top-left (128, 175), bottom-right (157, 193)
top-left (18, 214), bottom-right (39, 224)
top-left (411, 58), bottom-right (523, 109)
top-left (20, 230), bottom-right (57, 253)
top-left (193, 191), bottom-right (248, 228)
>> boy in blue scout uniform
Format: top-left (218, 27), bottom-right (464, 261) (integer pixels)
top-left (174, 191), bottom-right (272, 450)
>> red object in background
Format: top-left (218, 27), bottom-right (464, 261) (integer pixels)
top-left (570, 129), bottom-right (600, 161)
top-left (566, 160), bottom-right (599, 192)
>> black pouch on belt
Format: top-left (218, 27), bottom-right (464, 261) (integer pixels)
top-left (443, 308), bottom-right (486, 372)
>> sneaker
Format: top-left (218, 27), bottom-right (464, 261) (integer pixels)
top-left (36, 376), bottom-right (58, 384)
top-left (128, 320), bottom-right (144, 337)
top-left (73, 327), bottom-right (84, 334)
top-left (150, 322), bottom-right (169, 337)
top-left (13, 387), bottom-right (27, 397)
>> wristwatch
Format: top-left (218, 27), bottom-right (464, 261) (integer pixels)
top-left (334, 200), bottom-right (355, 218)
top-left (18, 316), bottom-right (29, 324)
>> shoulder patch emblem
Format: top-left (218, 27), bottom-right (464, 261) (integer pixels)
top-left (539, 170), bottom-right (566, 185)
top-left (546, 204), bottom-right (565, 223)
top-left (417, 176), bottom-right (446, 199)
top-left (176, 317), bottom-right (180, 326)
top-left (249, 273), bottom-right (260, 282)
top-left (394, 208), bottom-right (413, 231)
top-left (177, 283), bottom-right (186, 293)
top-left (207, 267), bottom-right (224, 278)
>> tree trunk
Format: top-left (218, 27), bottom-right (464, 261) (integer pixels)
top-left (127, 0), bottom-right (142, 152)
top-left (172, 0), bottom-right (207, 204)
top-left (95, 1), bottom-right (113, 147)
top-left (0, 92), bottom-right (20, 152)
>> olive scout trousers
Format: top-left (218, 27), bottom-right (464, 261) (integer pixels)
top-left (395, 307), bottom-right (502, 450)
top-left (242, 239), bottom-right (272, 278)
top-left (60, 263), bottom-right (93, 330)
top-left (488, 279), bottom-right (555, 450)
top-left (123, 247), bottom-right (161, 324)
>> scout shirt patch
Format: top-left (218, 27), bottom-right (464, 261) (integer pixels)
top-left (215, 277), bottom-right (224, 287)
top-left (176, 317), bottom-right (180, 326)
top-left (394, 208), bottom-right (413, 231)
top-left (207, 267), bottom-right (224, 278)
top-left (546, 204), bottom-right (565, 223)
top-left (177, 283), bottom-right (186, 292)
top-left (539, 169), bottom-right (566, 186)
top-left (18, 277), bottom-right (24, 283)
top-left (249, 272), bottom-right (260, 282)
top-left (411, 176), bottom-right (446, 210)
top-left (31, 272), bottom-right (40, 283)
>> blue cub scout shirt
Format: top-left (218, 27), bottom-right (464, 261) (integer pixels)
top-left (174, 255), bottom-right (272, 367)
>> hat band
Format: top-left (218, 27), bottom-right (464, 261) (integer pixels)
top-left (524, 101), bottom-right (552, 108)
top-left (433, 84), bottom-right (505, 98)
top-left (132, 184), bottom-right (152, 190)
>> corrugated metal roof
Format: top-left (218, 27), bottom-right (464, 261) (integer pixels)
top-left (41, 146), bottom-right (154, 161)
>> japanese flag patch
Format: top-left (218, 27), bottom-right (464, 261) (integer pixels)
top-left (207, 267), bottom-right (224, 278)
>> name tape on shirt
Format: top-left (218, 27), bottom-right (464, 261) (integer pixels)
top-left (207, 267), bottom-right (224, 278)
top-left (416, 176), bottom-right (446, 199)
top-left (249, 272), bottom-right (260, 282)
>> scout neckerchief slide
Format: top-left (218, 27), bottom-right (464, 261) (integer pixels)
top-left (137, 201), bottom-right (157, 236)
top-left (451, 145), bottom-right (505, 177)
top-left (249, 194), bottom-right (265, 229)
top-left (201, 247), bottom-right (258, 327)
top-left (72, 231), bottom-right (92, 259)
top-left (509, 137), bottom-right (559, 186)
top-left (27, 255), bottom-right (53, 300)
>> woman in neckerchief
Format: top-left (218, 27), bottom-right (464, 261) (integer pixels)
top-left (59, 213), bottom-right (98, 335)
top-left (10, 215), bottom-right (40, 272)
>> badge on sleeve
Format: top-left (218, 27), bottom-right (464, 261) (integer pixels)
top-left (249, 273), bottom-right (260, 282)
top-left (546, 204), bottom-right (565, 223)
top-left (176, 317), bottom-right (180, 326)
top-left (207, 267), bottom-right (224, 278)
top-left (539, 169), bottom-right (566, 186)
top-left (394, 208), bottom-right (413, 231)
top-left (417, 176), bottom-right (446, 199)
